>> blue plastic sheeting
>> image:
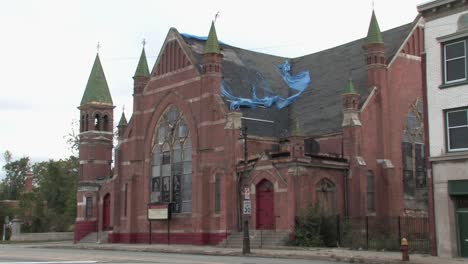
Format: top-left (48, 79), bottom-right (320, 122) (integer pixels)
top-left (221, 60), bottom-right (310, 110)
top-left (180, 33), bottom-right (226, 45)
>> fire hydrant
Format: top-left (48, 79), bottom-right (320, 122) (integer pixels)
top-left (400, 238), bottom-right (409, 261)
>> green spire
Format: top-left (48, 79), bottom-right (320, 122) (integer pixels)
top-left (134, 47), bottom-right (150, 77)
top-left (118, 111), bottom-right (127, 127)
top-left (366, 10), bottom-right (384, 44)
top-left (203, 21), bottom-right (220, 54)
top-left (80, 54), bottom-right (113, 106)
top-left (343, 77), bottom-right (358, 94)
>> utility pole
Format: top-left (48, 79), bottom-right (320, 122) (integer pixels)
top-left (240, 126), bottom-right (251, 254)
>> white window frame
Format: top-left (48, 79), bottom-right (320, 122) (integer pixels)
top-left (446, 108), bottom-right (468, 152)
top-left (444, 40), bottom-right (467, 84)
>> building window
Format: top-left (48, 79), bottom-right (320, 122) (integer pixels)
top-left (124, 184), bottom-right (128, 217)
top-left (402, 99), bottom-right (427, 210)
top-left (214, 175), bottom-right (221, 213)
top-left (446, 107), bottom-right (468, 152)
top-left (85, 197), bottom-right (92, 218)
top-left (444, 40), bottom-right (466, 84)
top-left (150, 106), bottom-right (192, 213)
top-left (367, 171), bottom-right (375, 212)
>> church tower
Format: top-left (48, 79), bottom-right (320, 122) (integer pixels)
top-left (341, 77), bottom-right (365, 216)
top-left (363, 10), bottom-right (386, 88)
top-left (75, 53), bottom-right (114, 242)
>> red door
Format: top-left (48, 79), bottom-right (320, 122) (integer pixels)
top-left (102, 194), bottom-right (111, 230)
top-left (256, 179), bottom-right (274, 230)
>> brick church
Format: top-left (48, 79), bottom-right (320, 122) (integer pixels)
top-left (75, 12), bottom-right (427, 244)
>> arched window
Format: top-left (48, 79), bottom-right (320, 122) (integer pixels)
top-left (103, 115), bottom-right (109, 132)
top-left (94, 114), bottom-right (100, 131)
top-left (81, 115), bottom-right (85, 132)
top-left (150, 106), bottom-right (191, 213)
top-left (315, 178), bottom-right (336, 216)
top-left (367, 170), bottom-right (375, 212)
top-left (85, 114), bottom-right (89, 131)
top-left (402, 99), bottom-right (426, 207)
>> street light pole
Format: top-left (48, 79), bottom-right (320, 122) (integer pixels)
top-left (241, 126), bottom-right (251, 254)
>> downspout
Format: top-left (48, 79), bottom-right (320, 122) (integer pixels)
top-left (421, 51), bottom-right (437, 256)
top-left (344, 168), bottom-right (349, 217)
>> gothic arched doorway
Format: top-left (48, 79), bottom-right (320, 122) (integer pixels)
top-left (256, 179), bottom-right (274, 230)
top-left (316, 178), bottom-right (336, 216)
top-left (102, 193), bottom-right (111, 230)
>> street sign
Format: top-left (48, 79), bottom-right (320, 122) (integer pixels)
top-left (244, 187), bottom-right (250, 200)
top-left (243, 200), bottom-right (251, 215)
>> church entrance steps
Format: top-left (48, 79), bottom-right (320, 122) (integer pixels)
top-left (219, 230), bottom-right (289, 248)
top-left (77, 231), bottom-right (109, 244)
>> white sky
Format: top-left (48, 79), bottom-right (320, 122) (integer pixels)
top-left (0, 0), bottom-right (427, 178)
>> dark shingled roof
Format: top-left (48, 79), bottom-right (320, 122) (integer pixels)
top-left (181, 21), bottom-right (415, 138)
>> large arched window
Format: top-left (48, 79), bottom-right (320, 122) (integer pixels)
top-left (150, 106), bottom-right (191, 213)
top-left (402, 98), bottom-right (426, 208)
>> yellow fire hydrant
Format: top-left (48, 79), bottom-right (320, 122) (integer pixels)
top-left (400, 238), bottom-right (409, 261)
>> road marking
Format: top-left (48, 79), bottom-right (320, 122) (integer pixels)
top-left (0, 262), bottom-right (97, 264)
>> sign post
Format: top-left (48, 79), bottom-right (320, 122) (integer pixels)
top-left (147, 204), bottom-right (171, 245)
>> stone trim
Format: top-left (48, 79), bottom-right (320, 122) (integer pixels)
top-left (197, 119), bottom-right (225, 128)
top-left (430, 151), bottom-right (468, 161)
top-left (144, 76), bottom-right (200, 96)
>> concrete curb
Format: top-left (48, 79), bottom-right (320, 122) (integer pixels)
top-left (27, 243), bottom-right (427, 264)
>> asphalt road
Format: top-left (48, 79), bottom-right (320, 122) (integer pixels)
top-left (0, 245), bottom-right (341, 264)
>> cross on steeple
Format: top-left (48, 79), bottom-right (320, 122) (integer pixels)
top-left (214, 11), bottom-right (220, 23)
top-left (97, 42), bottom-right (101, 54)
top-left (142, 39), bottom-right (146, 48)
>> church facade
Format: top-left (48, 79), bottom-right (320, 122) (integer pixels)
top-left (74, 12), bottom-right (427, 244)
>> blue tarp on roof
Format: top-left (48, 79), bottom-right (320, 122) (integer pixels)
top-left (221, 60), bottom-right (310, 110)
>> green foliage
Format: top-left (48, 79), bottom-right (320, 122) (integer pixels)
top-left (0, 152), bottom-right (30, 200)
top-left (1, 152), bottom-right (78, 233)
top-left (289, 203), bottom-right (339, 247)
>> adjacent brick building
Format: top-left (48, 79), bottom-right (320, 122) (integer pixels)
top-left (75, 12), bottom-right (427, 244)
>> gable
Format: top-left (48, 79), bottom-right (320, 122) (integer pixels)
top-left (152, 39), bottom-right (193, 77)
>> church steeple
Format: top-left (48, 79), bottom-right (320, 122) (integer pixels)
top-left (80, 54), bottom-right (113, 106)
top-left (202, 21), bottom-right (223, 76)
top-left (203, 21), bottom-right (220, 54)
top-left (134, 47), bottom-right (150, 78)
top-left (366, 11), bottom-right (384, 44)
top-left (343, 77), bottom-right (358, 95)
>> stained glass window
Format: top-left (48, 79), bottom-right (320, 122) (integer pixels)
top-left (150, 106), bottom-right (192, 213)
top-left (402, 99), bottom-right (426, 199)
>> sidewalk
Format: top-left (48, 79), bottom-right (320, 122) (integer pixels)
top-left (28, 241), bottom-right (468, 264)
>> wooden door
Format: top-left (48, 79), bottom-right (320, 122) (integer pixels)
top-left (256, 180), bottom-right (274, 230)
top-left (103, 194), bottom-right (111, 230)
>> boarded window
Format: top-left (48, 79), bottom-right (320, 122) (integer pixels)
top-left (315, 178), bottom-right (336, 216)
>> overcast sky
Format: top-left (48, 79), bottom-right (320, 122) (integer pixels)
top-left (0, 0), bottom-right (426, 178)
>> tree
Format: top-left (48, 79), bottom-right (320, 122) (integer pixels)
top-left (64, 119), bottom-right (80, 156)
top-left (0, 151), bottom-right (30, 200)
top-left (30, 156), bottom-right (78, 231)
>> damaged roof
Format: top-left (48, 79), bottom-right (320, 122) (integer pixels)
top-left (181, 21), bottom-right (415, 138)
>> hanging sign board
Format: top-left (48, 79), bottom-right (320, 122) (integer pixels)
top-left (148, 204), bottom-right (171, 220)
top-left (243, 200), bottom-right (251, 215)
